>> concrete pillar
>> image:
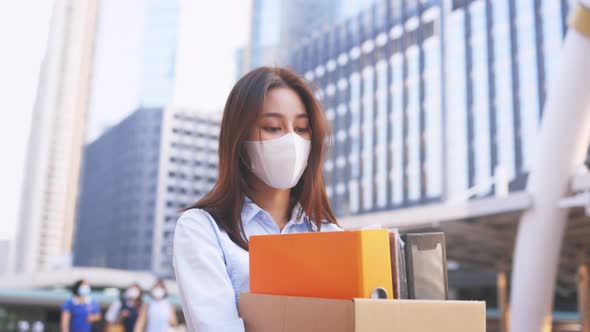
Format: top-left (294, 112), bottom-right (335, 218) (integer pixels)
top-left (509, 2), bottom-right (590, 331)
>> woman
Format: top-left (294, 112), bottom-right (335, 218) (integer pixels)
top-left (61, 279), bottom-right (101, 332)
top-left (133, 279), bottom-right (177, 332)
top-left (117, 283), bottom-right (143, 332)
top-left (173, 66), bottom-right (341, 331)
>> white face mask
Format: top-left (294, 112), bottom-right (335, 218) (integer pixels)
top-left (245, 132), bottom-right (311, 189)
top-left (78, 285), bottom-right (91, 297)
top-left (151, 287), bottom-right (165, 300)
top-left (125, 287), bottom-right (140, 299)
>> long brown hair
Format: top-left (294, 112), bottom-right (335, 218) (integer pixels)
top-left (187, 67), bottom-right (338, 250)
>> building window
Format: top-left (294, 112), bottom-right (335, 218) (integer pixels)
top-left (390, 53), bottom-right (404, 205)
top-left (376, 60), bottom-right (388, 207)
top-left (541, 0), bottom-right (563, 84)
top-left (516, 0), bottom-right (540, 172)
top-left (493, 0), bottom-right (516, 180)
top-left (470, 0), bottom-right (491, 195)
top-left (423, 36), bottom-right (443, 198)
top-left (445, 8), bottom-right (469, 199)
top-left (406, 45), bottom-right (421, 201)
top-left (348, 73), bottom-right (362, 211)
top-left (361, 66), bottom-right (375, 210)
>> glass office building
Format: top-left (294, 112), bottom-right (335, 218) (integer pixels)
top-left (73, 108), bottom-right (220, 276)
top-left (74, 109), bottom-right (163, 270)
top-left (248, 0), bottom-right (349, 69)
top-left (288, 0), bottom-right (569, 217)
top-left (139, 0), bottom-right (180, 107)
top-left (249, 0), bottom-right (282, 68)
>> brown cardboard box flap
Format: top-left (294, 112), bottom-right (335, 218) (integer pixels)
top-left (239, 293), bottom-right (354, 332)
top-left (239, 293), bottom-right (485, 332)
top-left (353, 298), bottom-right (486, 332)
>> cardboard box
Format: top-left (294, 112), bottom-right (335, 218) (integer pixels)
top-left (238, 293), bottom-right (486, 332)
top-left (249, 229), bottom-right (393, 299)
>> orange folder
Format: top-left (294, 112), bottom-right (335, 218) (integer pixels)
top-left (249, 229), bottom-right (393, 300)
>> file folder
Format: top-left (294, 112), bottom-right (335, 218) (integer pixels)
top-left (249, 229), bottom-right (394, 300)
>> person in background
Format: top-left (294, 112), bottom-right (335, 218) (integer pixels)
top-left (104, 291), bottom-right (123, 332)
top-left (32, 321), bottom-right (45, 332)
top-left (115, 283), bottom-right (143, 332)
top-left (133, 279), bottom-right (177, 332)
top-left (61, 279), bottom-right (101, 332)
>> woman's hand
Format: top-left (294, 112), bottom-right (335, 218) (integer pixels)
top-left (60, 310), bottom-right (70, 332)
top-left (169, 304), bottom-right (178, 327)
top-left (133, 304), bottom-right (148, 332)
top-left (120, 309), bottom-right (130, 318)
top-left (88, 312), bottom-right (102, 323)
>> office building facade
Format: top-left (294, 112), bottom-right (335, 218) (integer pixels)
top-left (248, 0), bottom-right (283, 68)
top-left (248, 0), bottom-right (351, 69)
top-left (287, 0), bottom-right (569, 217)
top-left (74, 108), bottom-right (219, 276)
top-left (74, 109), bottom-right (163, 271)
top-left (152, 108), bottom-right (220, 276)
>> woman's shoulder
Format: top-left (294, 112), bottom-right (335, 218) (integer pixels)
top-left (174, 208), bottom-right (223, 244)
top-left (177, 208), bottom-right (215, 225)
top-left (62, 298), bottom-right (73, 308)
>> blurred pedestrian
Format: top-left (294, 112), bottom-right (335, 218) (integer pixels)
top-left (133, 279), bottom-right (177, 332)
top-left (104, 291), bottom-right (123, 332)
top-left (32, 321), bottom-right (44, 332)
top-left (17, 320), bottom-right (30, 332)
top-left (61, 279), bottom-right (101, 332)
top-left (106, 283), bottom-right (144, 332)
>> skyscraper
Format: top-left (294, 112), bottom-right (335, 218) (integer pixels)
top-left (248, 0), bottom-right (283, 68)
top-left (12, 0), bottom-right (99, 273)
top-left (73, 107), bottom-right (220, 277)
top-left (247, 0), bottom-right (350, 69)
top-left (138, 0), bottom-right (180, 107)
top-left (74, 108), bottom-right (163, 271)
top-left (287, 0), bottom-right (569, 216)
top-left (279, 0), bottom-right (343, 54)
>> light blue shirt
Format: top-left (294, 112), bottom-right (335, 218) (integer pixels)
top-left (173, 197), bottom-right (341, 332)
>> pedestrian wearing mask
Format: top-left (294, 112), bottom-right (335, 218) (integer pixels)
top-left (61, 279), bottom-right (101, 332)
top-left (117, 283), bottom-right (143, 332)
top-left (133, 279), bottom-right (177, 332)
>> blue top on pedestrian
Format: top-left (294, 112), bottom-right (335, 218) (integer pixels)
top-left (62, 297), bottom-right (100, 332)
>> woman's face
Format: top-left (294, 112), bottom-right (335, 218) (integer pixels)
top-left (248, 87), bottom-right (311, 141)
top-left (125, 285), bottom-right (141, 299)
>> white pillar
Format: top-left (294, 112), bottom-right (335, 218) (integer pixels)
top-left (510, 2), bottom-right (590, 332)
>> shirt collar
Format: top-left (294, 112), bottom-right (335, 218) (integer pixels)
top-left (289, 203), bottom-right (307, 225)
top-left (241, 196), bottom-right (308, 225)
top-left (241, 196), bottom-right (262, 224)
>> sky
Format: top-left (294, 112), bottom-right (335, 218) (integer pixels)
top-left (0, 0), bottom-right (54, 241)
top-left (88, 0), bottom-right (251, 140)
top-left (0, 0), bottom-right (250, 240)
